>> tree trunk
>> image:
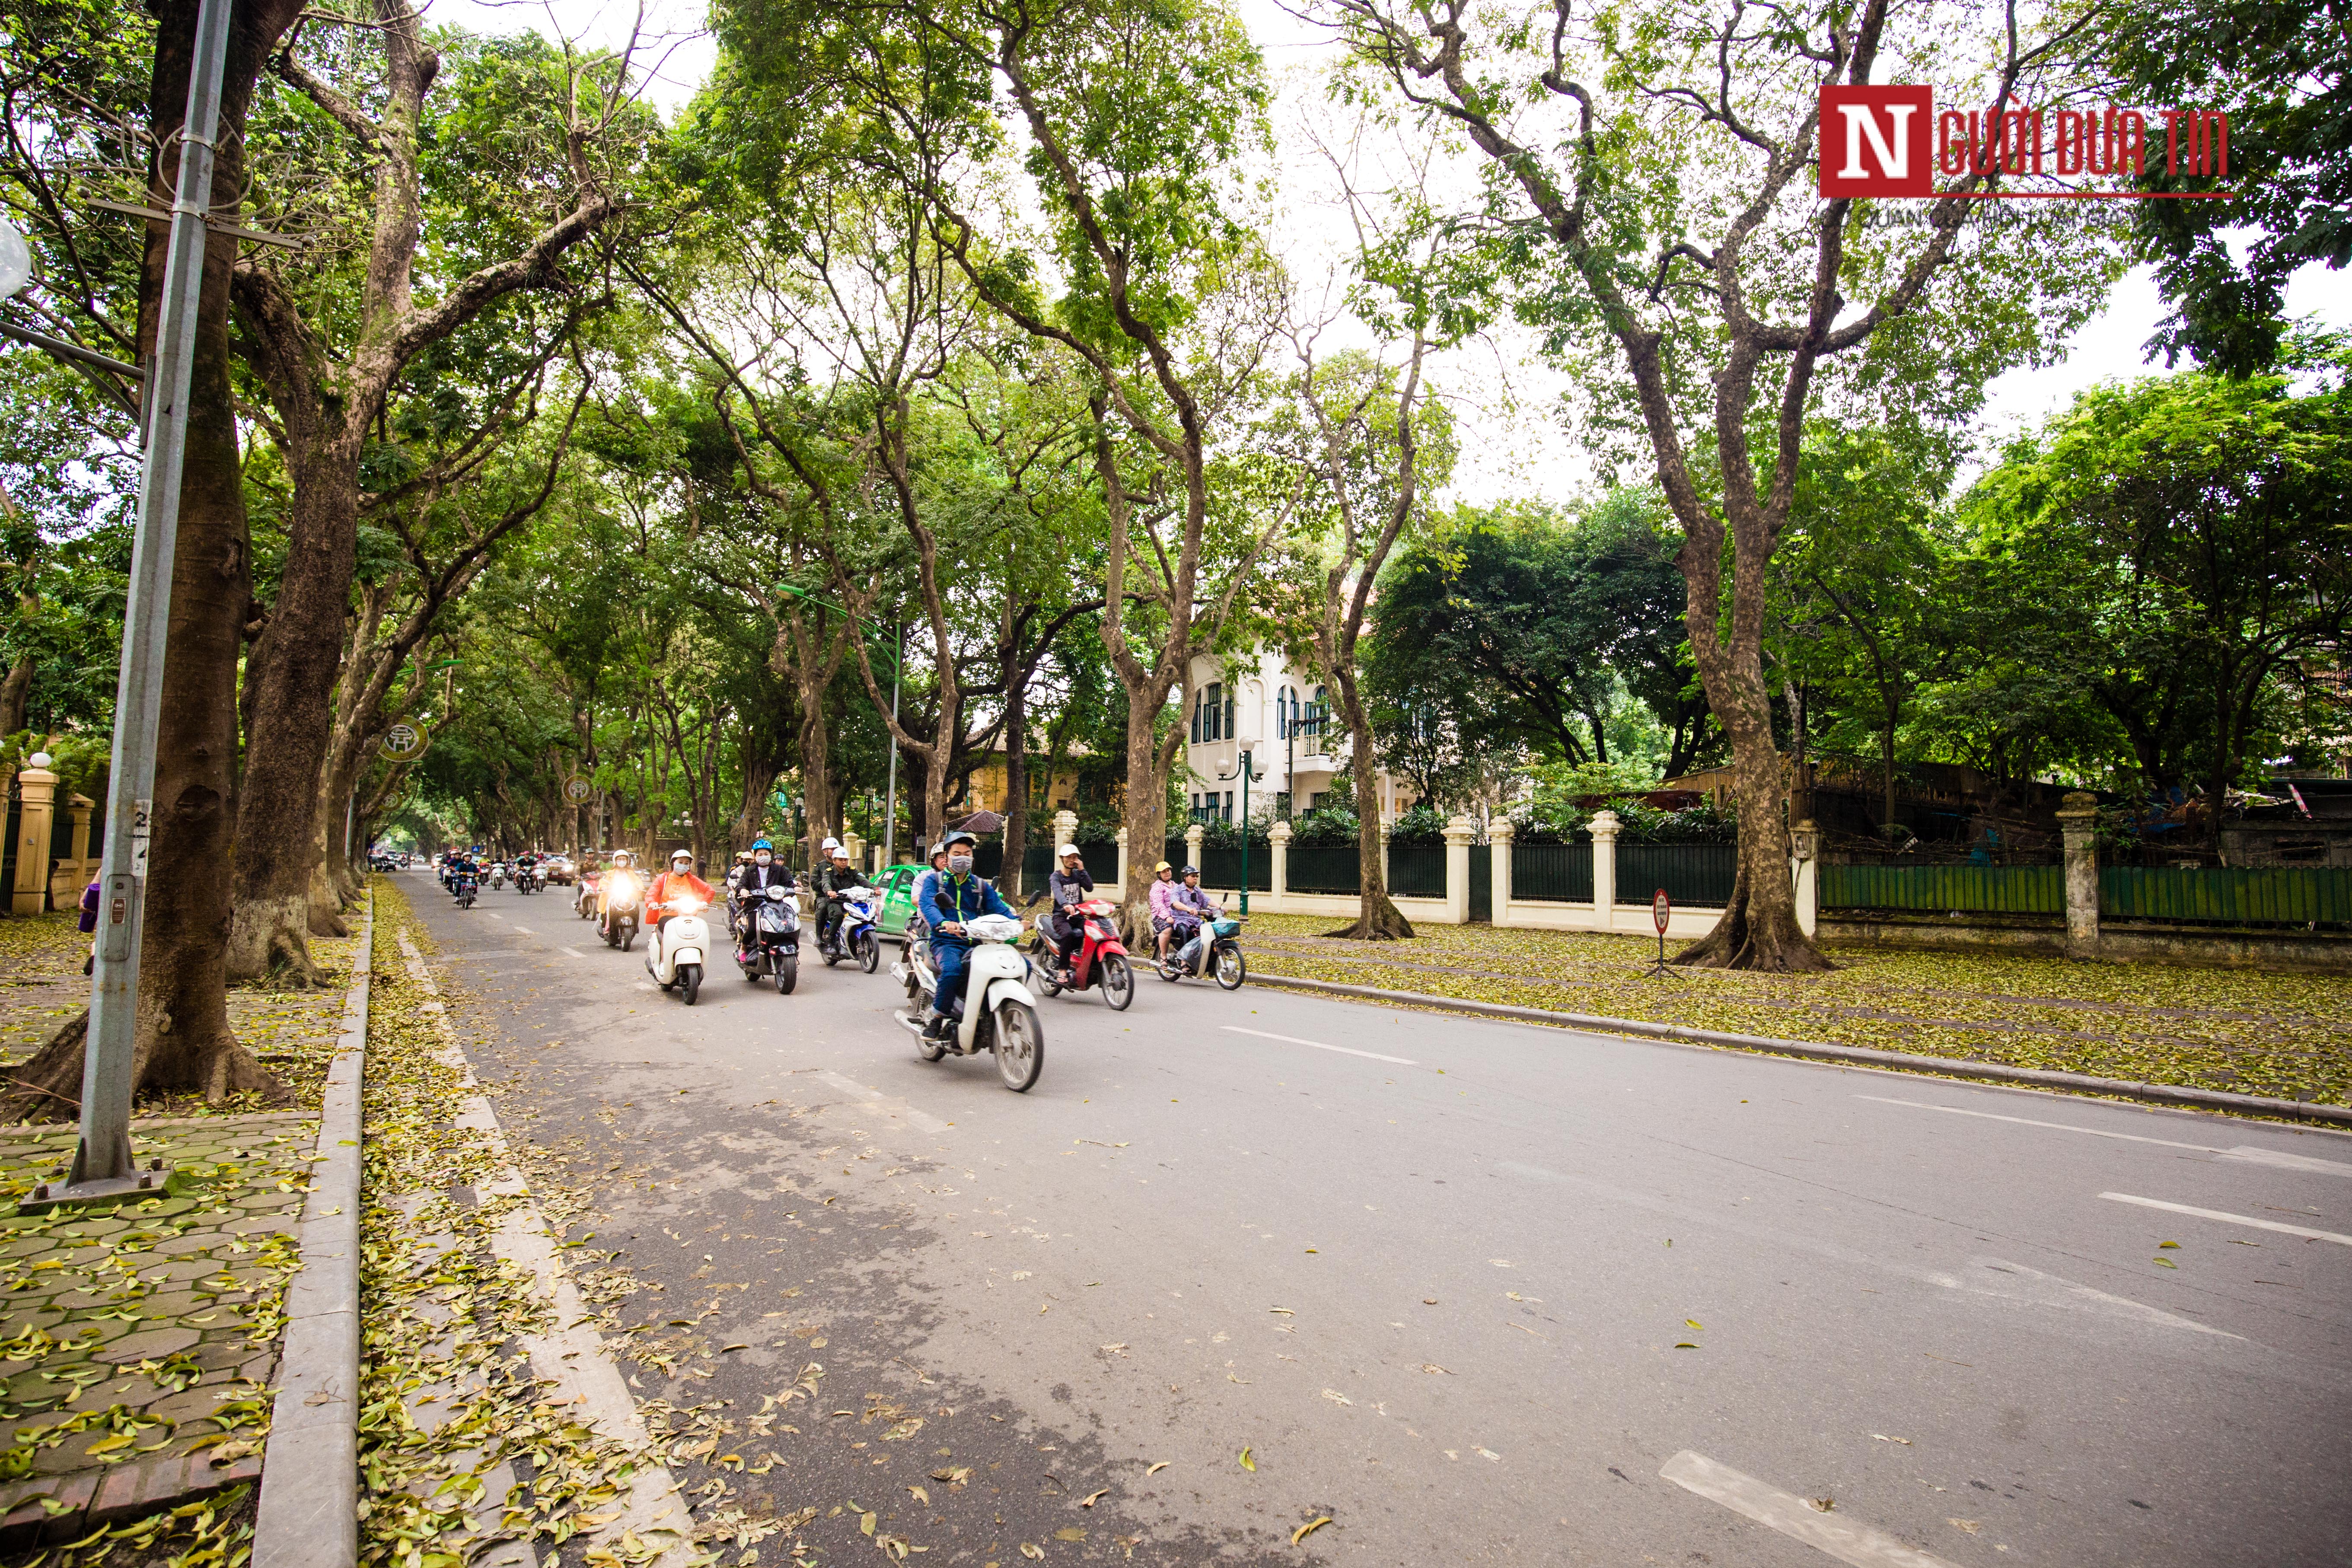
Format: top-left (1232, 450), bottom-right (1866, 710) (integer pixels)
top-left (226, 454), bottom-right (358, 984)
top-left (1672, 660), bottom-right (1828, 972)
top-left (1002, 676), bottom-right (1028, 896)
top-left (1324, 669), bottom-right (1412, 940)
top-left (6, 0), bottom-right (296, 1117)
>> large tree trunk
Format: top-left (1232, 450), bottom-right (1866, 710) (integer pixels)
top-left (1673, 655), bottom-right (1827, 972)
top-left (1114, 684), bottom-right (1178, 947)
top-left (227, 458), bottom-right (359, 982)
top-left (7, 0), bottom-right (296, 1117)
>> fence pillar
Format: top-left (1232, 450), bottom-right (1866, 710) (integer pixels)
top-left (843, 830), bottom-right (864, 871)
top-left (1589, 809), bottom-right (1620, 931)
top-left (1114, 826), bottom-right (1129, 900)
top-left (1442, 814), bottom-right (1476, 924)
top-left (1052, 809), bottom-right (1078, 854)
top-left (1379, 814), bottom-right (1392, 891)
top-left (1267, 819), bottom-right (1291, 911)
top-left (1789, 818), bottom-right (1819, 939)
top-left (1489, 818), bottom-right (1514, 926)
top-left (12, 758), bottom-right (59, 915)
top-left (1185, 822), bottom-right (1205, 876)
top-left (2057, 791), bottom-right (2100, 958)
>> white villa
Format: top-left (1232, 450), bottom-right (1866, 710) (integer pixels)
top-left (1182, 649), bottom-right (1418, 825)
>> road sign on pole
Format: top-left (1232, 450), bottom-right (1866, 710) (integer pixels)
top-left (380, 722), bottom-right (428, 761)
top-left (61, 0), bottom-right (236, 1206)
top-left (565, 777), bottom-right (592, 804)
top-left (1644, 889), bottom-right (1678, 978)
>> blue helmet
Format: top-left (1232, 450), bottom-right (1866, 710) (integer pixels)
top-left (752, 838), bottom-right (773, 851)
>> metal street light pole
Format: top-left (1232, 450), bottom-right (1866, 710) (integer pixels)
top-left (66, 0), bottom-right (234, 1200)
top-left (1217, 749), bottom-right (1265, 916)
top-left (882, 617), bottom-right (902, 867)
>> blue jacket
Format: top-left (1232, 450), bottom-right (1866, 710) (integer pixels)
top-left (920, 870), bottom-right (1013, 944)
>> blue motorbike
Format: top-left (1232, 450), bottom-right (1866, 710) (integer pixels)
top-left (825, 889), bottom-right (883, 973)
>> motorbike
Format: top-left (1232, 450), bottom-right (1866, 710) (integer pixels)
top-left (451, 871), bottom-right (477, 910)
top-left (734, 883), bottom-right (800, 994)
top-left (822, 889), bottom-right (882, 972)
top-left (892, 915), bottom-right (1043, 1092)
top-left (516, 864), bottom-right (542, 895)
top-left (488, 863), bottom-right (508, 890)
top-left (644, 895), bottom-right (711, 1005)
top-left (1158, 909), bottom-right (1247, 990)
top-left (574, 871), bottom-right (601, 921)
top-left (1029, 895), bottom-right (1134, 1010)
top-left (599, 868), bottom-right (643, 951)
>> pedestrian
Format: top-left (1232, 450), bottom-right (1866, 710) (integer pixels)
top-left (79, 876), bottom-right (100, 975)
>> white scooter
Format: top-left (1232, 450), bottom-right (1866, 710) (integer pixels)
top-left (892, 914), bottom-right (1043, 1091)
top-left (644, 894), bottom-right (712, 1005)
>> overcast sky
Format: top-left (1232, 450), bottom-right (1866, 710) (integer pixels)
top-left (422, 0), bottom-right (2352, 504)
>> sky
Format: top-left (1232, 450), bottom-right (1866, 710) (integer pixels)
top-left (421, 0), bottom-right (2352, 503)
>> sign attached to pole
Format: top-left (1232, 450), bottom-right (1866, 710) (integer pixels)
top-left (565, 777), bottom-right (592, 803)
top-left (379, 723), bottom-right (428, 761)
top-left (1643, 889), bottom-right (1678, 979)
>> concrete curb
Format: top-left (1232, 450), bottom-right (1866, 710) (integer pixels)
top-left (252, 890), bottom-right (372, 1568)
top-left (1252, 970), bottom-right (2352, 1131)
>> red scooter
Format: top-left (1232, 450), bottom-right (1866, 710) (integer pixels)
top-left (1029, 896), bottom-right (1135, 1010)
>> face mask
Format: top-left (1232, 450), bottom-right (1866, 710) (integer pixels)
top-left (755, 853), bottom-right (771, 866)
top-left (948, 854), bottom-right (974, 874)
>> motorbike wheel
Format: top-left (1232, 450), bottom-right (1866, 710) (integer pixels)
top-left (621, 927), bottom-right (634, 953)
top-left (1214, 945), bottom-right (1247, 991)
top-left (855, 930), bottom-right (879, 974)
top-left (680, 963), bottom-right (701, 1005)
top-left (915, 1025), bottom-right (948, 1063)
top-left (1156, 953), bottom-right (1181, 982)
top-left (1100, 953), bottom-right (1135, 1011)
top-left (1032, 942), bottom-right (1063, 998)
top-left (774, 956), bottom-right (798, 995)
top-left (994, 1001), bottom-right (1043, 1092)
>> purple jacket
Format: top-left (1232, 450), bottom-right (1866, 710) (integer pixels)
top-left (79, 880), bottom-right (101, 934)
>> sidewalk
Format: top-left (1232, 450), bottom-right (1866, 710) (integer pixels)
top-left (1243, 913), bottom-right (2352, 1108)
top-left (0, 912), bottom-right (363, 1560)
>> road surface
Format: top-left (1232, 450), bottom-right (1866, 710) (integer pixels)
top-left (402, 873), bottom-right (2352, 1566)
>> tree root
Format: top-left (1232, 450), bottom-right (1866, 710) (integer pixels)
top-left (1, 1010), bottom-right (89, 1122)
top-left (1323, 891), bottom-right (1416, 941)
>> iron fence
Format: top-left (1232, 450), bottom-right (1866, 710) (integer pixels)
top-left (1200, 841), bottom-right (1272, 891)
top-left (1616, 844), bottom-right (1738, 907)
top-left (1390, 843), bottom-right (1447, 899)
top-left (1286, 843), bottom-right (1361, 895)
top-left (1511, 843), bottom-right (1593, 902)
top-left (2101, 866), bottom-right (2352, 927)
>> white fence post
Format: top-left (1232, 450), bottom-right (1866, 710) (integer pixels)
top-left (1589, 809), bottom-right (1620, 930)
top-left (1114, 826), bottom-right (1130, 901)
top-left (1490, 817), bottom-right (1514, 925)
top-left (1442, 814), bottom-right (1476, 924)
top-left (1267, 819), bottom-right (1291, 912)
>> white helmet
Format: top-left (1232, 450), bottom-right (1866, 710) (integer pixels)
top-left (821, 836), bottom-right (841, 852)
top-left (1056, 843), bottom-right (1081, 860)
top-left (669, 848), bottom-right (694, 867)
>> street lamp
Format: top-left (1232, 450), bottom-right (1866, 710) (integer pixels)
top-left (1215, 749), bottom-right (1268, 915)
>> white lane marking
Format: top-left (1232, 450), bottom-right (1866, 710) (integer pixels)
top-left (1660, 1450), bottom-right (1958, 1568)
top-left (1858, 1096), bottom-right (2352, 1177)
top-left (560, 945), bottom-right (589, 959)
top-left (811, 1070), bottom-right (951, 1134)
top-left (1936, 1256), bottom-right (2240, 1339)
top-left (512, 926), bottom-right (533, 934)
top-left (2100, 1192), bottom-right (2352, 1246)
top-left (488, 912), bottom-right (505, 920)
top-left (1222, 1025), bottom-right (1416, 1065)
top-left (633, 982), bottom-right (655, 992)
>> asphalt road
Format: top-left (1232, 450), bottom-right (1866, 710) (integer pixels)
top-left (402, 873), bottom-right (2352, 1567)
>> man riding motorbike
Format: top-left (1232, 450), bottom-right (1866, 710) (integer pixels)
top-left (728, 839), bottom-right (796, 958)
top-left (815, 843), bottom-right (873, 958)
top-left (918, 830), bottom-right (1015, 1040)
top-left (1042, 844), bottom-right (1093, 969)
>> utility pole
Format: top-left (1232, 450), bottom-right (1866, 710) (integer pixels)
top-left (882, 617), bottom-right (902, 867)
top-left (63, 0), bottom-right (235, 1201)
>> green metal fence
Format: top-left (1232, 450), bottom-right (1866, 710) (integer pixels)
top-left (1820, 863), bottom-right (2064, 915)
top-left (1287, 843), bottom-right (1361, 895)
top-left (1390, 843), bottom-right (1447, 899)
top-left (1511, 843), bottom-right (1593, 902)
top-left (1200, 841), bottom-right (1272, 891)
top-left (2100, 866), bottom-right (2352, 927)
top-left (1617, 844), bottom-right (1739, 907)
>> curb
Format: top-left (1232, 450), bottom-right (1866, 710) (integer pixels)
top-left (252, 890), bottom-right (372, 1568)
top-left (1252, 970), bottom-right (2352, 1131)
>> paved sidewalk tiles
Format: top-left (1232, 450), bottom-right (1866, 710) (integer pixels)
top-left (0, 1111), bottom-right (318, 1549)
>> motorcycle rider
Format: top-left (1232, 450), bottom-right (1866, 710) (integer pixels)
top-left (1147, 860), bottom-right (1180, 962)
top-left (908, 840), bottom-right (950, 949)
top-left (1043, 844), bottom-right (1093, 970)
top-left (815, 843), bottom-right (873, 957)
top-left (728, 839), bottom-right (796, 958)
top-left (647, 849), bottom-right (716, 941)
top-left (1166, 865), bottom-right (1221, 971)
top-left (597, 850), bottom-right (640, 937)
top-left (918, 829), bottom-right (1015, 1040)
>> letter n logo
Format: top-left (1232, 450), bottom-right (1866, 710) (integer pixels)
top-left (1819, 86), bottom-right (1933, 198)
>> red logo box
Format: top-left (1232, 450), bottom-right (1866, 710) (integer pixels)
top-left (1819, 86), bottom-right (1933, 198)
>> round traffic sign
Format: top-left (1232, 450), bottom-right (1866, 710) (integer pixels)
top-left (1652, 888), bottom-right (1670, 934)
top-left (565, 777), bottom-right (593, 803)
top-left (379, 723), bottom-right (427, 761)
